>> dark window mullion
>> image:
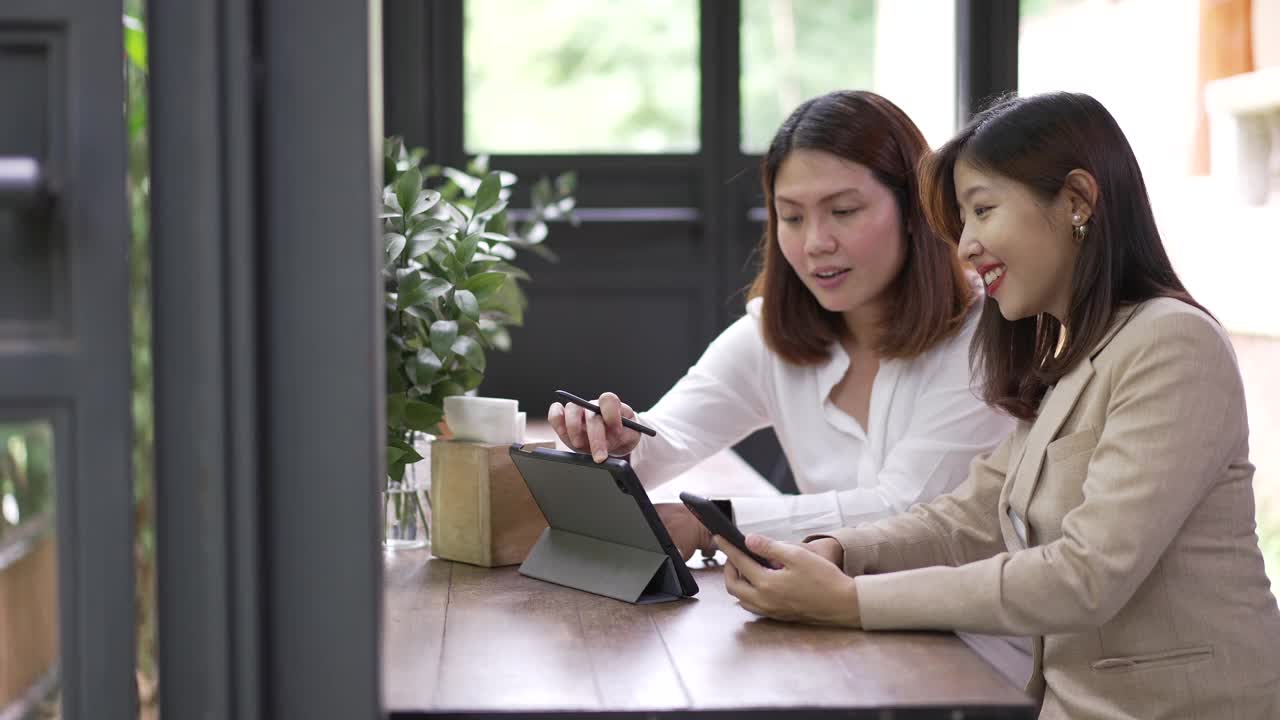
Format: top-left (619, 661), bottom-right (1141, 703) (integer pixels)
top-left (956, 0), bottom-right (1019, 123)
top-left (699, 0), bottom-right (743, 336)
top-left (425, 0), bottom-right (465, 168)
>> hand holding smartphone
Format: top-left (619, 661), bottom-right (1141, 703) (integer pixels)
top-left (678, 491), bottom-right (779, 569)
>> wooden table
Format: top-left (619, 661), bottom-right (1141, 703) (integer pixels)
top-left (383, 429), bottom-right (1035, 718)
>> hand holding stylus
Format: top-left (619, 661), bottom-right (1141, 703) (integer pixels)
top-left (548, 390), bottom-right (652, 463)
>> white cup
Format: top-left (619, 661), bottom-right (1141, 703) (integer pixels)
top-left (443, 396), bottom-right (519, 444)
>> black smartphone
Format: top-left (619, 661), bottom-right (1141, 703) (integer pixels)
top-left (678, 491), bottom-right (778, 569)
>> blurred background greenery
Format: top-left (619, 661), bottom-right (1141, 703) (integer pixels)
top-left (124, 0), bottom-right (158, 705)
top-left (465, 0), bottom-right (882, 154)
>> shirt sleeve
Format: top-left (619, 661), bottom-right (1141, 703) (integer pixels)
top-left (628, 311), bottom-right (774, 490)
top-left (732, 321), bottom-right (1015, 542)
top-left (855, 310), bottom-right (1247, 636)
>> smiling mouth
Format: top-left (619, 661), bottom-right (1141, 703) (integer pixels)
top-left (980, 264), bottom-right (1006, 294)
top-left (813, 269), bottom-right (850, 280)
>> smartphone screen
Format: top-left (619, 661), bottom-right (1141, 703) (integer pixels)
top-left (678, 491), bottom-right (778, 569)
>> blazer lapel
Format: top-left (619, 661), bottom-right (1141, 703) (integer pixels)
top-left (1005, 358), bottom-right (1095, 525)
top-left (1004, 304), bottom-right (1144, 534)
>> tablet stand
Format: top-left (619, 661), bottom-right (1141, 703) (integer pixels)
top-left (519, 527), bottom-right (685, 604)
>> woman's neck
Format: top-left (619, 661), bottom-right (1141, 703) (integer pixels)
top-left (841, 304), bottom-right (884, 356)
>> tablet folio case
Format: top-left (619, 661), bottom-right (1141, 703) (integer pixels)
top-left (510, 445), bottom-right (692, 604)
top-left (519, 528), bottom-right (685, 604)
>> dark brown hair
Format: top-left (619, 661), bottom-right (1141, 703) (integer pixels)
top-left (748, 90), bottom-right (973, 365)
top-left (920, 92), bottom-right (1206, 419)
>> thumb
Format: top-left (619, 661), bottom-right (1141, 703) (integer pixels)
top-left (745, 533), bottom-right (791, 561)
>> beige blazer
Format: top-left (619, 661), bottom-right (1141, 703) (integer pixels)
top-left (818, 298), bottom-right (1280, 719)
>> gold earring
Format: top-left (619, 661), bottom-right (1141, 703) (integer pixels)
top-left (1073, 221), bottom-right (1089, 242)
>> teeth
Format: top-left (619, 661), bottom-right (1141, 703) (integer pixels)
top-left (983, 266), bottom-right (1005, 285)
top-left (816, 269), bottom-right (847, 279)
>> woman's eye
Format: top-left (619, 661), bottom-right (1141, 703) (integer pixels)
top-left (780, 215), bottom-right (801, 224)
top-left (833, 208), bottom-right (859, 217)
top-left (973, 205), bottom-right (992, 218)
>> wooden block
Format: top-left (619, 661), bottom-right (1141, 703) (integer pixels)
top-left (430, 440), bottom-right (552, 567)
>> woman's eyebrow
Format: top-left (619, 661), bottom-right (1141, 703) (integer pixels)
top-left (775, 187), bottom-right (863, 205)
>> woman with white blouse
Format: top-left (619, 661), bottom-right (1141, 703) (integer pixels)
top-left (548, 90), bottom-right (1013, 556)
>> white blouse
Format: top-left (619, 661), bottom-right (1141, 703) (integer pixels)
top-left (629, 296), bottom-right (1015, 542)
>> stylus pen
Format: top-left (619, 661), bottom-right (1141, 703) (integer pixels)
top-left (554, 390), bottom-right (658, 437)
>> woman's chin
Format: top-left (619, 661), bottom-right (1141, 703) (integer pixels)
top-left (994, 299), bottom-right (1033, 322)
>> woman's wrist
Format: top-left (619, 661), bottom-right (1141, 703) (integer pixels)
top-left (837, 574), bottom-right (862, 628)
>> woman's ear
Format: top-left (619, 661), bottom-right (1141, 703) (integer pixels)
top-left (1063, 169), bottom-right (1099, 225)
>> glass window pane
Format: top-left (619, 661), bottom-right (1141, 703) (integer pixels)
top-left (740, 0), bottom-right (957, 153)
top-left (464, 0), bottom-right (699, 154)
top-left (0, 419), bottom-right (59, 716)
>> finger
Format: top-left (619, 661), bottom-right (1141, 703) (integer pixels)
top-left (598, 392), bottom-right (623, 431)
top-left (715, 535), bottom-right (771, 587)
top-left (745, 534), bottom-right (803, 569)
top-left (563, 403), bottom-right (588, 451)
top-left (547, 403), bottom-right (569, 444)
top-left (724, 564), bottom-right (767, 610)
top-left (585, 412), bottom-right (609, 463)
top-left (723, 561), bottom-right (749, 596)
top-left (619, 401), bottom-right (637, 421)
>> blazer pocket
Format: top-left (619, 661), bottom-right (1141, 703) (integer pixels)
top-left (1046, 426), bottom-right (1099, 463)
top-left (1090, 645), bottom-right (1214, 674)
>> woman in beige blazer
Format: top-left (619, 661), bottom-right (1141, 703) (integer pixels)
top-left (716, 91), bottom-right (1280, 719)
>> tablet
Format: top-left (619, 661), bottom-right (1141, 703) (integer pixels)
top-left (509, 444), bottom-right (698, 602)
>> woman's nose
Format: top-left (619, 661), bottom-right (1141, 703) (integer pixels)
top-left (956, 226), bottom-right (982, 263)
top-left (804, 218), bottom-right (837, 255)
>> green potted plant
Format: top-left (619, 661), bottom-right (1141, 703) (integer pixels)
top-left (380, 138), bottom-right (576, 549)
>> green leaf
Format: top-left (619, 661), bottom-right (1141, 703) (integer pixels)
top-left (474, 172), bottom-right (501, 215)
top-left (409, 189), bottom-right (441, 217)
top-left (442, 167), bottom-right (481, 197)
top-left (412, 348), bottom-right (442, 386)
top-left (387, 394), bottom-right (407, 426)
top-left (421, 277), bottom-right (452, 302)
top-left (472, 201), bottom-right (508, 227)
top-left (556, 171), bottom-right (578, 196)
top-left (442, 252), bottom-right (467, 282)
top-left (451, 335), bottom-right (486, 372)
top-left (386, 446), bottom-right (406, 467)
top-left (444, 203), bottom-right (469, 229)
top-left (488, 210), bottom-right (508, 235)
top-left (461, 271), bottom-right (508, 300)
top-left (525, 220), bottom-right (548, 244)
top-left (384, 233), bottom-right (407, 266)
top-left (389, 461), bottom-right (406, 483)
top-left (456, 233), bottom-right (481, 266)
top-left (454, 289), bottom-right (480, 322)
top-left (407, 221), bottom-right (452, 253)
top-left (430, 382), bottom-right (466, 405)
top-left (480, 276), bottom-right (526, 325)
top-left (430, 320), bottom-right (459, 357)
top-left (458, 368), bottom-right (485, 391)
top-left (396, 271), bottom-right (429, 310)
top-left (481, 323), bottom-right (513, 352)
top-left (403, 304), bottom-right (436, 323)
top-left (404, 401), bottom-right (444, 433)
top-left (387, 362), bottom-right (409, 392)
top-left (531, 177), bottom-right (552, 210)
top-left (382, 186), bottom-right (403, 215)
top-left (394, 168), bottom-right (423, 219)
